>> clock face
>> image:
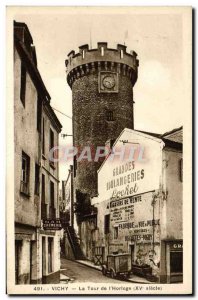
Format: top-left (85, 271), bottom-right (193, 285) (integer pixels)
top-left (102, 75), bottom-right (116, 89)
top-left (99, 72), bottom-right (118, 93)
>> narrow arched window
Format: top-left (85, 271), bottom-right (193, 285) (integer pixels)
top-left (106, 110), bottom-right (114, 121)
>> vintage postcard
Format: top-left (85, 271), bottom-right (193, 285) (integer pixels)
top-left (6, 6), bottom-right (192, 295)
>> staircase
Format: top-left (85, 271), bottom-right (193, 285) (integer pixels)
top-left (66, 226), bottom-right (85, 260)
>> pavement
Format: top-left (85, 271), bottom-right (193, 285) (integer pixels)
top-left (61, 260), bottom-right (152, 284)
top-left (60, 258), bottom-right (121, 283)
top-left (75, 259), bottom-right (151, 284)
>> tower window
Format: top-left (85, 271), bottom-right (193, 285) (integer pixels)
top-left (82, 50), bottom-right (85, 59)
top-left (106, 110), bottom-right (114, 121)
top-left (120, 50), bottom-right (124, 59)
top-left (101, 47), bottom-right (104, 56)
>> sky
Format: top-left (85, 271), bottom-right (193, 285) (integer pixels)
top-left (13, 7), bottom-right (185, 181)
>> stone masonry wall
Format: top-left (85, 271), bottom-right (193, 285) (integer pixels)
top-left (72, 73), bottom-right (134, 196)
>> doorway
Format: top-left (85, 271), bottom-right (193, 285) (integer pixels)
top-left (48, 237), bottom-right (53, 274)
top-left (42, 237), bottom-right (45, 279)
top-left (15, 240), bottom-right (22, 284)
top-left (170, 251), bottom-right (183, 283)
top-left (130, 244), bottom-right (135, 269)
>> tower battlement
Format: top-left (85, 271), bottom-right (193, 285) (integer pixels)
top-left (65, 43), bottom-right (139, 88)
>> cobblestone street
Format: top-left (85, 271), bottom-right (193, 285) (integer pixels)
top-left (60, 258), bottom-right (124, 283)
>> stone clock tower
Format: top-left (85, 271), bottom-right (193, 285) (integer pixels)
top-left (65, 42), bottom-right (139, 208)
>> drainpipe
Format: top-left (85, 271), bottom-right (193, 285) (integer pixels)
top-left (152, 190), bottom-right (159, 254)
top-left (70, 165), bottom-right (74, 228)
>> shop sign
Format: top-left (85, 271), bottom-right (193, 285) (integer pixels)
top-left (110, 194), bottom-right (160, 243)
top-left (170, 241), bottom-right (183, 251)
top-left (43, 219), bottom-right (62, 230)
top-left (110, 196), bottom-right (142, 222)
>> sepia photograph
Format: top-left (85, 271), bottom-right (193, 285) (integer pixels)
top-left (6, 6), bottom-right (192, 295)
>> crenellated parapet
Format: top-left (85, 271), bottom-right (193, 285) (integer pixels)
top-left (65, 43), bottom-right (139, 88)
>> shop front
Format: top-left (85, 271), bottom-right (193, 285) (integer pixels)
top-left (107, 191), bottom-right (161, 281)
top-left (92, 191), bottom-right (162, 281)
top-left (160, 240), bottom-right (183, 283)
top-left (15, 224), bottom-right (37, 284)
top-left (39, 230), bottom-right (61, 284)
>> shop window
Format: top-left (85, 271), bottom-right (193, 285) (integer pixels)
top-left (20, 151), bottom-right (30, 195)
top-left (104, 214), bottom-right (110, 234)
top-left (20, 61), bottom-right (26, 106)
top-left (114, 227), bottom-right (118, 239)
top-left (48, 237), bottom-right (53, 273)
top-left (170, 251), bottom-right (183, 273)
top-left (34, 163), bottom-right (40, 195)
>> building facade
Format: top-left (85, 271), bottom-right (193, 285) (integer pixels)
top-left (40, 100), bottom-right (62, 283)
top-left (14, 21), bottom-right (62, 284)
top-left (91, 127), bottom-right (183, 283)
